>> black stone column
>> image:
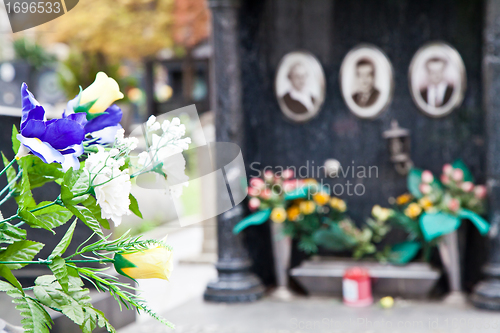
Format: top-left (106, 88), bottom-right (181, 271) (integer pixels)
top-left (203, 0), bottom-right (264, 302)
top-left (472, 0), bottom-right (500, 310)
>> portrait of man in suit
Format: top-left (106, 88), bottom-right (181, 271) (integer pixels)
top-left (352, 59), bottom-right (380, 108)
top-left (420, 57), bottom-right (454, 108)
top-left (282, 62), bottom-right (315, 115)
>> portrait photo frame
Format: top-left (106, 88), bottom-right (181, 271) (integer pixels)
top-left (340, 44), bottom-right (394, 119)
top-left (275, 51), bottom-right (326, 123)
top-left (408, 42), bottom-right (466, 118)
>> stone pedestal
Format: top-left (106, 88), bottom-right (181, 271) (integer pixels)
top-left (203, 0), bottom-right (264, 302)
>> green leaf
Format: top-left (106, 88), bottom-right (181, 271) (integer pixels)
top-left (12, 295), bottom-right (53, 333)
top-left (129, 193), bottom-right (143, 218)
top-left (16, 158), bottom-right (36, 208)
top-left (28, 161), bottom-right (65, 189)
top-left (388, 241), bottom-right (422, 265)
top-left (2, 152), bottom-right (17, 184)
top-left (458, 209), bottom-right (490, 235)
top-left (297, 235), bottom-right (318, 254)
top-left (50, 220), bottom-right (77, 258)
top-left (0, 240), bottom-right (44, 270)
top-left (284, 186), bottom-right (308, 200)
top-left (0, 223), bottom-right (26, 244)
top-left (452, 159), bottom-right (474, 183)
top-left (32, 201), bottom-right (73, 229)
top-left (18, 209), bottom-right (55, 233)
top-left (313, 224), bottom-right (358, 251)
top-left (0, 265), bottom-right (23, 291)
top-left (65, 204), bottom-right (104, 238)
top-left (49, 257), bottom-right (69, 292)
top-left (34, 285), bottom-right (86, 325)
top-left (80, 305), bottom-right (117, 333)
top-left (81, 195), bottom-right (110, 229)
top-left (419, 212), bottom-right (461, 242)
top-left (232, 209), bottom-right (271, 234)
top-left (407, 168), bottom-right (423, 199)
top-left (12, 125), bottom-right (20, 155)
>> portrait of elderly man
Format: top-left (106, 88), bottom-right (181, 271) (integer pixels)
top-left (351, 58), bottom-right (380, 108)
top-left (282, 62), bottom-right (315, 115)
top-left (420, 57), bottom-right (454, 108)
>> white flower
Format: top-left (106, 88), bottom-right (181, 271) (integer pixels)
top-left (146, 115), bottom-right (160, 131)
top-left (114, 128), bottom-right (139, 152)
top-left (85, 146), bottom-right (131, 226)
top-left (93, 171), bottom-right (131, 226)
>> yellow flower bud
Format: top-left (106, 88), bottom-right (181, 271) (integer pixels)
top-left (313, 192), bottom-right (330, 206)
top-left (329, 197), bottom-right (346, 212)
top-left (300, 201), bottom-right (316, 215)
top-left (114, 246), bottom-right (173, 280)
top-left (287, 206), bottom-right (300, 222)
top-left (372, 205), bottom-right (392, 222)
top-left (80, 72), bottom-right (124, 114)
top-left (270, 207), bottom-right (287, 223)
top-left (419, 196), bottom-right (434, 211)
top-left (380, 296), bottom-right (394, 309)
top-left (405, 203), bottom-right (422, 219)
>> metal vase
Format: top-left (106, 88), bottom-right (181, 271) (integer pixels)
top-left (438, 231), bottom-right (466, 303)
top-left (270, 222), bottom-right (293, 300)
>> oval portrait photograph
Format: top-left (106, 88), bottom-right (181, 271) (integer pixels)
top-left (275, 51), bottom-right (326, 123)
top-left (409, 42), bottom-right (466, 118)
top-left (340, 44), bottom-right (394, 119)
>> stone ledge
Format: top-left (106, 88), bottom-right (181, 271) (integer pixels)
top-left (290, 257), bottom-right (441, 298)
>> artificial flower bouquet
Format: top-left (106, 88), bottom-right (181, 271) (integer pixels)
top-left (370, 160), bottom-right (489, 264)
top-left (0, 73), bottom-right (191, 332)
top-left (233, 170), bottom-right (382, 258)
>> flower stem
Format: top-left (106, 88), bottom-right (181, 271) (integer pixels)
top-left (0, 159), bottom-right (16, 179)
top-left (0, 258), bottom-right (114, 265)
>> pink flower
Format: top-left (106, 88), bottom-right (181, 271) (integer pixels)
top-left (283, 180), bottom-right (297, 193)
top-left (440, 174), bottom-right (450, 185)
top-left (264, 170), bottom-right (274, 181)
top-left (282, 169), bottom-right (294, 180)
top-left (248, 187), bottom-right (260, 197)
top-left (421, 170), bottom-right (434, 184)
top-left (452, 169), bottom-right (463, 182)
top-left (461, 181), bottom-right (474, 192)
top-left (443, 164), bottom-right (453, 175)
top-left (448, 198), bottom-right (460, 212)
top-left (260, 189), bottom-right (272, 200)
top-left (248, 197), bottom-right (261, 211)
top-left (249, 177), bottom-right (265, 189)
top-left (419, 183), bottom-right (432, 195)
top-left (474, 185), bottom-right (487, 199)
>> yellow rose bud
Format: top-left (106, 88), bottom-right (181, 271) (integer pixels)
top-left (405, 203), bottom-right (422, 219)
top-left (329, 197), bottom-right (347, 212)
top-left (287, 206), bottom-right (300, 222)
top-left (300, 201), bottom-right (317, 215)
top-left (270, 207), bottom-right (287, 223)
top-left (80, 72), bottom-right (124, 114)
top-left (396, 193), bottom-right (412, 205)
top-left (313, 192), bottom-right (330, 206)
top-left (114, 246), bottom-right (173, 280)
top-left (380, 296), bottom-right (394, 309)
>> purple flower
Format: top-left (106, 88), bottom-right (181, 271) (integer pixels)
top-left (16, 83), bottom-right (85, 171)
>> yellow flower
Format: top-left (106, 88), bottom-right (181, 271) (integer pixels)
top-left (329, 197), bottom-right (347, 212)
top-left (303, 178), bottom-right (318, 185)
top-left (419, 196), bottom-right (433, 211)
top-left (372, 205), bottom-right (392, 222)
top-left (270, 207), bottom-right (287, 223)
top-left (396, 193), bottom-right (412, 205)
top-left (114, 246), bottom-right (173, 280)
top-left (80, 72), bottom-right (124, 114)
top-left (313, 192), bottom-right (330, 206)
top-left (287, 206), bottom-right (300, 221)
top-left (300, 201), bottom-right (316, 215)
top-left (380, 296), bottom-right (394, 309)
top-left (405, 203), bottom-right (422, 219)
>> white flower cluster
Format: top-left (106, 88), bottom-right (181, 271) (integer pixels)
top-left (138, 116), bottom-right (191, 197)
top-left (115, 128), bottom-right (139, 153)
top-left (84, 146), bottom-right (131, 226)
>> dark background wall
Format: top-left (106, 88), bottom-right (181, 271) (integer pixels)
top-left (238, 0), bottom-right (486, 288)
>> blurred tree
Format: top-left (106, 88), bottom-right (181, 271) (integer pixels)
top-left (13, 37), bottom-right (56, 71)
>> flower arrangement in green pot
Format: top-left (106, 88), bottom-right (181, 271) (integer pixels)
top-left (370, 160), bottom-right (489, 265)
top-left (233, 171), bottom-right (383, 259)
top-left (0, 73), bottom-right (192, 332)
